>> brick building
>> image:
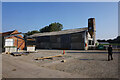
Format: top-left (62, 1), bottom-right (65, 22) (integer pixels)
top-left (1, 30), bottom-right (25, 52)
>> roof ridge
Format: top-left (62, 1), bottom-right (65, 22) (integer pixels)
top-left (29, 27), bottom-right (88, 37)
top-left (34, 27), bottom-right (88, 34)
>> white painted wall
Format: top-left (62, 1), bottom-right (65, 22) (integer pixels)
top-left (5, 47), bottom-right (17, 53)
top-left (27, 46), bottom-right (35, 51)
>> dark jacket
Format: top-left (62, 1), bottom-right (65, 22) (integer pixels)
top-left (108, 46), bottom-right (112, 54)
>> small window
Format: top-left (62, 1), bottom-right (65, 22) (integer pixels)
top-left (88, 40), bottom-right (92, 45)
top-left (92, 41), bottom-right (94, 45)
top-left (89, 40), bottom-right (94, 45)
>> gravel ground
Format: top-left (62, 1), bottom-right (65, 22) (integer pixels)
top-left (0, 54), bottom-right (2, 79)
top-left (4, 50), bottom-right (72, 66)
top-left (43, 50), bottom-right (119, 78)
top-left (2, 50), bottom-right (119, 78)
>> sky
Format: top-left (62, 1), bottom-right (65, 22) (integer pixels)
top-left (2, 2), bottom-right (118, 40)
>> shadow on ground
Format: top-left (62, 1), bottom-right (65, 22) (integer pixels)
top-left (79, 58), bottom-right (108, 61)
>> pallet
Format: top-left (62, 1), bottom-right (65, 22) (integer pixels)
top-left (13, 54), bottom-right (22, 56)
top-left (11, 52), bottom-right (29, 56)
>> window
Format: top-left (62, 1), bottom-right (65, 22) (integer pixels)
top-left (88, 40), bottom-right (94, 45)
top-left (92, 41), bottom-right (94, 45)
top-left (88, 40), bottom-right (92, 45)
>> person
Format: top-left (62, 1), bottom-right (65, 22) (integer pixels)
top-left (108, 45), bottom-right (113, 61)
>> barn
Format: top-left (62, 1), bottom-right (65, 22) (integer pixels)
top-left (28, 18), bottom-right (96, 50)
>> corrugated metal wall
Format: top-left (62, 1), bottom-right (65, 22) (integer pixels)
top-left (36, 36), bottom-right (50, 49)
top-left (71, 32), bottom-right (84, 49)
top-left (35, 32), bottom-right (85, 50)
top-left (61, 34), bottom-right (71, 49)
top-left (50, 35), bottom-right (61, 49)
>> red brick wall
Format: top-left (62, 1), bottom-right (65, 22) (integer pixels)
top-left (6, 35), bottom-right (25, 50)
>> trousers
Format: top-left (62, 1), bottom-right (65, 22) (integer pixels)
top-left (108, 53), bottom-right (113, 60)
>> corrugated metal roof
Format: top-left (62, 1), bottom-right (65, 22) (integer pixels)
top-left (28, 27), bottom-right (88, 37)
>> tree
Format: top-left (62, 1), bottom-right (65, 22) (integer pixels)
top-left (40, 22), bottom-right (63, 33)
top-left (24, 22), bottom-right (63, 36)
top-left (40, 26), bottom-right (49, 33)
top-left (25, 30), bottom-right (40, 36)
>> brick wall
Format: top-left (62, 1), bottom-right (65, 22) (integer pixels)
top-left (5, 35), bottom-right (25, 50)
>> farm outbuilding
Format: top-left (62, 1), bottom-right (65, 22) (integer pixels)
top-left (28, 18), bottom-right (96, 50)
top-left (1, 30), bottom-right (25, 52)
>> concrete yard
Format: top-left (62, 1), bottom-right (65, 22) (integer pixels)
top-left (2, 50), bottom-right (119, 78)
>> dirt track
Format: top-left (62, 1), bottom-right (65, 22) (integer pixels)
top-left (2, 50), bottom-right (119, 78)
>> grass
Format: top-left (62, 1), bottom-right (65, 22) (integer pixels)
top-left (101, 44), bottom-right (120, 46)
